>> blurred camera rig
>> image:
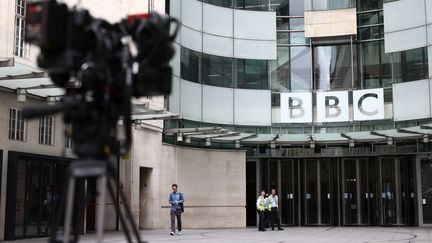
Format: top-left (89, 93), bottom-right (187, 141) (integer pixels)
top-left (22, 0), bottom-right (179, 243)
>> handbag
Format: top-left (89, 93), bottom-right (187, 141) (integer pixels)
top-left (179, 193), bottom-right (184, 212)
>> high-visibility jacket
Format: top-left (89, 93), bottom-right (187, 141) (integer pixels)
top-left (256, 195), bottom-right (265, 211)
top-left (268, 195), bottom-right (278, 210)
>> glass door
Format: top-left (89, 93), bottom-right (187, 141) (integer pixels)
top-left (320, 159), bottom-right (337, 225)
top-left (303, 159), bottom-right (318, 225)
top-left (380, 157), bottom-right (397, 225)
top-left (280, 160), bottom-right (297, 225)
top-left (359, 158), bottom-right (379, 225)
top-left (421, 159), bottom-right (432, 224)
top-left (342, 159), bottom-right (358, 225)
top-left (400, 157), bottom-right (416, 225)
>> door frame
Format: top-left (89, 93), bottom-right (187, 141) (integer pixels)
top-left (4, 151), bottom-right (72, 240)
top-left (417, 154), bottom-right (432, 226)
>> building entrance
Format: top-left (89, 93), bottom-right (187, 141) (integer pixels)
top-left (257, 156), bottom-right (417, 226)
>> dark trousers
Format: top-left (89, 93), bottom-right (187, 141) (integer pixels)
top-left (258, 210), bottom-right (265, 230)
top-left (265, 210), bottom-right (270, 228)
top-left (170, 209), bottom-right (182, 232)
top-left (270, 207), bottom-right (281, 229)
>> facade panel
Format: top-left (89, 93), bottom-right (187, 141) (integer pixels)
top-left (234, 89), bottom-right (271, 125)
top-left (180, 27), bottom-right (203, 52)
top-left (393, 80), bottom-right (431, 121)
top-left (180, 79), bottom-right (202, 121)
top-left (233, 9), bottom-right (276, 40)
top-left (203, 3), bottom-right (233, 37)
top-left (181, 0), bottom-right (203, 31)
top-left (202, 85), bottom-right (234, 125)
top-left (203, 33), bottom-right (234, 57)
top-left (234, 39), bottom-right (277, 60)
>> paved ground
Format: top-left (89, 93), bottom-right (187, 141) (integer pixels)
top-left (13, 227), bottom-right (432, 243)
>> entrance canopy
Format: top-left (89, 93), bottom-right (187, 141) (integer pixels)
top-left (0, 58), bottom-right (178, 121)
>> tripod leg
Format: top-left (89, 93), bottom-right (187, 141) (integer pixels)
top-left (96, 176), bottom-right (107, 243)
top-left (106, 179), bottom-right (133, 243)
top-left (116, 180), bottom-right (143, 243)
top-left (63, 177), bottom-right (76, 243)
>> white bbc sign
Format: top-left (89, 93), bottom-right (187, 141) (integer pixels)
top-left (280, 88), bottom-right (384, 123)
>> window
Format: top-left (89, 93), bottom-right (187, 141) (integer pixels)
top-left (65, 124), bottom-right (73, 148)
top-left (313, 44), bottom-right (356, 90)
top-left (202, 54), bottom-right (233, 87)
top-left (39, 116), bottom-right (54, 145)
top-left (180, 48), bottom-right (200, 83)
top-left (234, 59), bottom-right (268, 89)
top-left (14, 0), bottom-right (27, 57)
top-left (9, 108), bottom-right (25, 141)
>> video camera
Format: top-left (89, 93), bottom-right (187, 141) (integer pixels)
top-left (23, 0), bottom-right (179, 158)
top-left (25, 0), bottom-right (178, 97)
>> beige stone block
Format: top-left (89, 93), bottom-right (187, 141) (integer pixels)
top-left (305, 11), bottom-right (331, 25)
top-left (331, 21), bottom-right (357, 36)
top-left (305, 23), bottom-right (332, 38)
top-left (330, 8), bottom-right (356, 23)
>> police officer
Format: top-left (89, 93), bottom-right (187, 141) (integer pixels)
top-left (256, 190), bottom-right (266, 231)
top-left (268, 188), bottom-right (283, 231)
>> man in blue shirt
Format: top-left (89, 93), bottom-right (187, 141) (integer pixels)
top-left (169, 184), bottom-right (184, 235)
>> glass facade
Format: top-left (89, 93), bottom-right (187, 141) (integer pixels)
top-left (305, 0), bottom-right (356, 11)
top-left (180, 47), bottom-right (269, 89)
top-left (170, 0), bottom-right (431, 137)
top-left (314, 44), bottom-right (356, 91)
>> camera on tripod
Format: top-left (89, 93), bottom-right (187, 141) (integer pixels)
top-left (22, 1), bottom-right (179, 242)
top-left (25, 0), bottom-right (177, 97)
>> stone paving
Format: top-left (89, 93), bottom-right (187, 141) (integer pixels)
top-left (12, 227), bottom-right (432, 243)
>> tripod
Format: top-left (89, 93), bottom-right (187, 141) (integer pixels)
top-left (50, 159), bottom-right (145, 243)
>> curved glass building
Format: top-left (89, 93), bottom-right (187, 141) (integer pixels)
top-left (165, 0), bottom-right (432, 226)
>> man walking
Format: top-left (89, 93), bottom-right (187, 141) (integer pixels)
top-left (256, 190), bottom-right (266, 231)
top-left (169, 184), bottom-right (184, 235)
top-left (268, 188), bottom-right (283, 231)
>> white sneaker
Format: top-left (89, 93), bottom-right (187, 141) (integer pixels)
top-left (170, 232), bottom-right (175, 236)
top-left (177, 231), bottom-right (183, 235)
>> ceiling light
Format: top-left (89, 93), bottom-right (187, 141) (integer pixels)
top-left (205, 138), bottom-right (211, 146)
top-left (17, 88), bottom-right (27, 102)
top-left (235, 140), bottom-right (240, 148)
top-left (177, 133), bottom-right (183, 142)
top-left (423, 134), bottom-right (430, 143)
top-left (185, 135), bottom-right (191, 144)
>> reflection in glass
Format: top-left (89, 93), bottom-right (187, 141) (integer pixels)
top-left (358, 26), bottom-right (383, 41)
top-left (234, 0), bottom-right (270, 10)
top-left (358, 41), bottom-right (392, 88)
top-left (202, 54), bottom-right (233, 87)
top-left (289, 0), bottom-right (304, 16)
top-left (277, 32), bottom-right (290, 45)
top-left (276, 17), bottom-right (290, 30)
top-left (234, 59), bottom-right (268, 89)
top-left (289, 18), bottom-right (304, 30)
top-left (270, 47), bottom-right (311, 92)
top-left (314, 45), bottom-right (354, 90)
top-left (290, 32), bottom-right (307, 45)
top-left (270, 47), bottom-right (290, 92)
top-left (291, 47), bottom-right (312, 91)
top-left (201, 0), bottom-right (234, 8)
top-left (357, 0), bottom-right (383, 12)
top-left (305, 0), bottom-right (356, 11)
top-left (181, 48), bottom-right (200, 83)
top-left (358, 11), bottom-right (383, 26)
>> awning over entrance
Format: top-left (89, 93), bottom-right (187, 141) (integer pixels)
top-left (0, 58), bottom-right (178, 121)
top-left (165, 125), bottom-right (432, 147)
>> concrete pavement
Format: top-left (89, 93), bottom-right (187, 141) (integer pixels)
top-left (11, 227), bottom-right (432, 243)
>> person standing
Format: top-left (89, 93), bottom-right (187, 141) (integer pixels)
top-left (169, 184), bottom-right (184, 236)
top-left (256, 190), bottom-right (266, 231)
top-left (268, 188), bottom-right (283, 231)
